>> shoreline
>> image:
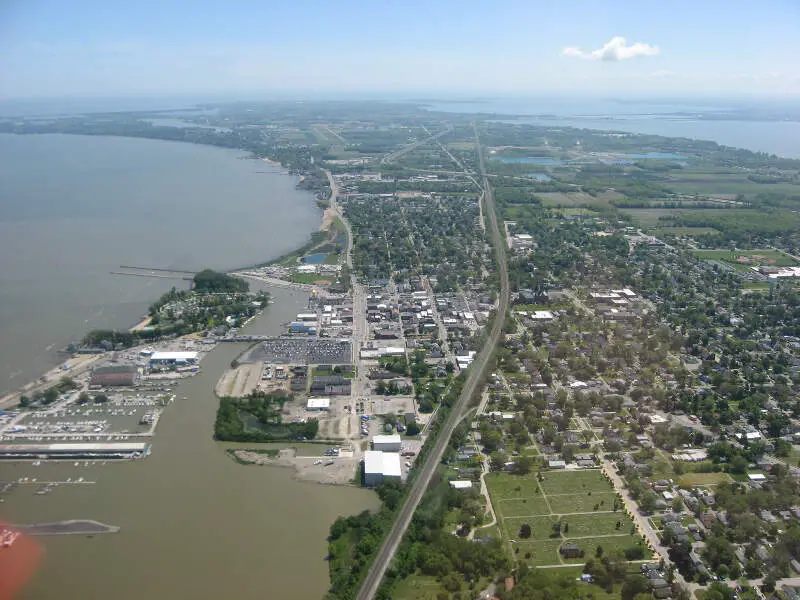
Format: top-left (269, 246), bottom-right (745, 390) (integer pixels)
top-left (0, 153), bottom-right (328, 411)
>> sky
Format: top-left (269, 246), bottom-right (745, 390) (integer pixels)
top-left (1, 0), bottom-right (799, 100)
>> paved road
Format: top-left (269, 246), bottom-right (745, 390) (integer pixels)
top-left (380, 127), bottom-right (453, 164)
top-left (323, 169), bottom-right (353, 268)
top-left (353, 125), bottom-right (510, 600)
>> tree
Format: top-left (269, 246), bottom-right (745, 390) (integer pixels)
top-left (511, 456), bottom-right (533, 476)
top-left (406, 421), bottom-right (421, 436)
top-left (550, 522), bottom-right (562, 538)
top-left (93, 393), bottom-right (109, 404)
top-left (730, 454), bottom-right (749, 475)
top-left (489, 451), bottom-right (507, 472)
top-left (639, 492), bottom-right (658, 514)
top-left (621, 575), bottom-right (650, 600)
top-left (519, 523), bottom-right (532, 539)
top-left (624, 545), bottom-right (646, 560)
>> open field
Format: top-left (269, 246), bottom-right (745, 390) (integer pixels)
top-left (538, 192), bottom-right (611, 208)
top-left (678, 472), bottom-right (732, 488)
top-left (538, 470), bottom-right (610, 495)
top-left (486, 470), bottom-right (643, 567)
top-left (693, 249), bottom-right (799, 268)
top-left (655, 226), bottom-right (720, 236)
top-left (621, 207), bottom-right (762, 228)
top-left (666, 171), bottom-right (800, 196)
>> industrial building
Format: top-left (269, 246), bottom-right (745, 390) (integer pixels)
top-left (0, 442), bottom-right (151, 460)
top-left (363, 450), bottom-right (402, 487)
top-left (372, 434), bottom-right (401, 452)
top-left (306, 398), bottom-right (331, 411)
top-left (90, 364), bottom-right (138, 387)
top-left (148, 351), bottom-right (198, 366)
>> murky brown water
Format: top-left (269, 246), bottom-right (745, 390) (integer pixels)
top-left (1, 287), bottom-right (378, 600)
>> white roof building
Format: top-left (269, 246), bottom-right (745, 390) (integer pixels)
top-left (149, 351), bottom-right (198, 363)
top-left (364, 450), bottom-right (402, 486)
top-left (373, 434), bottom-right (401, 452)
top-left (307, 398), bottom-right (331, 410)
top-left (531, 310), bottom-right (554, 320)
top-left (449, 480), bottom-right (473, 489)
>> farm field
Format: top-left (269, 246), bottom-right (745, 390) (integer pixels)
top-left (666, 172), bottom-right (800, 196)
top-left (485, 470), bottom-right (646, 567)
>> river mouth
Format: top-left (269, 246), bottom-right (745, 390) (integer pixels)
top-left (2, 286), bottom-right (379, 600)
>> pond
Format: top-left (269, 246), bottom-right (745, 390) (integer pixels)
top-left (525, 173), bottom-right (552, 181)
top-left (302, 253), bottom-right (328, 264)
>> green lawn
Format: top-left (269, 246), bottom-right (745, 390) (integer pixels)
top-left (655, 226), bottom-right (720, 236)
top-left (693, 248), bottom-right (798, 267)
top-left (514, 538), bottom-right (568, 566)
top-left (289, 273), bottom-right (334, 284)
top-left (502, 515), bottom-right (558, 540)
top-left (496, 496), bottom-right (551, 517)
top-left (539, 470), bottom-right (611, 495)
top-left (558, 513), bottom-right (635, 538)
top-left (546, 492), bottom-right (619, 514)
top-left (485, 472), bottom-right (543, 499)
top-left (486, 470), bottom-right (648, 569)
top-left (678, 472), bottom-right (731, 488)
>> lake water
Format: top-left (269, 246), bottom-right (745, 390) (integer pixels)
top-left (2, 287), bottom-right (379, 600)
top-left (302, 253), bottom-right (328, 264)
top-left (424, 98), bottom-right (800, 158)
top-left (0, 134), bottom-right (321, 395)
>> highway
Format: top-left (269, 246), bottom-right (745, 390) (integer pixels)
top-left (354, 123), bottom-right (510, 600)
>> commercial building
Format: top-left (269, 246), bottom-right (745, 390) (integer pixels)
top-left (306, 398), bottom-right (331, 411)
top-left (372, 434), bottom-right (401, 452)
top-left (90, 364), bottom-right (138, 387)
top-left (149, 351), bottom-right (198, 366)
top-left (363, 450), bottom-right (402, 487)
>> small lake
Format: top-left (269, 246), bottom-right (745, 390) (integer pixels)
top-left (525, 173), bottom-right (552, 181)
top-left (302, 253), bottom-right (328, 264)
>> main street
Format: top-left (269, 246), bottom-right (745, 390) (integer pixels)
top-left (354, 125), bottom-right (510, 600)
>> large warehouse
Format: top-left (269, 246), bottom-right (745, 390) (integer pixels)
top-left (363, 450), bottom-right (402, 487)
top-left (372, 434), bottom-right (401, 452)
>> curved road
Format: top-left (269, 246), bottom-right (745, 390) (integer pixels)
top-left (354, 124), bottom-right (510, 600)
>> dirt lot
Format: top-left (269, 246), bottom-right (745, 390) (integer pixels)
top-left (232, 447), bottom-right (359, 485)
top-left (215, 364), bottom-right (263, 397)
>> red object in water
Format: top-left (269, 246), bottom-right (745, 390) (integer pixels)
top-left (0, 522), bottom-right (40, 600)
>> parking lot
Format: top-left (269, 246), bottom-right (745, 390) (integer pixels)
top-left (242, 339), bottom-right (352, 364)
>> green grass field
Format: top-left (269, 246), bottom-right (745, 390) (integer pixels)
top-left (496, 496), bottom-right (551, 517)
top-left (538, 470), bottom-right (610, 495)
top-left (666, 172), bottom-right (800, 196)
top-left (538, 192), bottom-right (611, 208)
top-left (678, 472), bottom-right (732, 488)
top-left (655, 226), bottom-right (720, 236)
top-left (693, 248), bottom-right (798, 268)
top-left (486, 470), bottom-right (644, 567)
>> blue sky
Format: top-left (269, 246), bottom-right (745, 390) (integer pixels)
top-left (1, 0), bottom-right (799, 99)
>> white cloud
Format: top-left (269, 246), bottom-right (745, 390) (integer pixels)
top-left (562, 36), bottom-right (659, 61)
